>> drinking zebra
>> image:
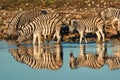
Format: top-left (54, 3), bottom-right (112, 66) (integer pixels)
top-left (68, 17), bottom-right (105, 43)
top-left (16, 12), bottom-right (63, 45)
top-left (7, 9), bottom-right (47, 37)
top-left (100, 7), bottom-right (120, 30)
top-left (69, 43), bottom-right (106, 69)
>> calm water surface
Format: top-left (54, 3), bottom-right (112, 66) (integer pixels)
top-left (0, 41), bottom-right (120, 80)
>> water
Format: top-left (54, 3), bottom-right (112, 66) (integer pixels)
top-left (0, 41), bottom-right (120, 80)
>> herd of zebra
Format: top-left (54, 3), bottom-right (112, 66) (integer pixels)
top-left (7, 7), bottom-right (120, 70)
top-left (7, 7), bottom-right (120, 45)
top-left (9, 42), bottom-right (120, 70)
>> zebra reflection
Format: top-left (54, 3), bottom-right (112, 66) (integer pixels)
top-left (9, 43), bottom-right (63, 70)
top-left (69, 43), bottom-right (107, 69)
top-left (106, 43), bottom-right (120, 70)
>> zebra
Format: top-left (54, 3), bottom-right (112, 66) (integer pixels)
top-left (69, 43), bottom-right (106, 69)
top-left (9, 43), bottom-right (63, 70)
top-left (7, 9), bottom-right (47, 37)
top-left (16, 12), bottom-right (63, 45)
top-left (68, 17), bottom-right (105, 43)
top-left (100, 7), bottom-right (120, 31)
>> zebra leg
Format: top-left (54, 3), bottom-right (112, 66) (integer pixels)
top-left (84, 34), bottom-right (88, 43)
top-left (53, 32), bottom-right (57, 39)
top-left (96, 31), bottom-right (101, 43)
top-left (84, 38), bottom-right (88, 43)
top-left (118, 19), bottom-right (120, 31)
top-left (33, 31), bottom-right (41, 45)
top-left (79, 31), bottom-right (84, 43)
top-left (99, 27), bottom-right (105, 42)
top-left (56, 30), bottom-right (61, 43)
top-left (111, 18), bottom-right (117, 29)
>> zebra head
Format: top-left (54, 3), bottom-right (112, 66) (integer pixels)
top-left (16, 30), bottom-right (25, 45)
top-left (7, 11), bottom-right (23, 37)
top-left (69, 19), bottom-right (79, 33)
top-left (100, 8), bottom-right (113, 20)
top-left (106, 8), bottom-right (114, 18)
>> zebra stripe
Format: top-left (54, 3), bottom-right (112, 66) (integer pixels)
top-left (9, 11), bottom-right (24, 27)
top-left (68, 16), bottom-right (105, 43)
top-left (100, 7), bottom-right (120, 30)
top-left (69, 43), bottom-right (106, 69)
top-left (17, 12), bottom-right (62, 45)
top-left (9, 43), bottom-right (63, 70)
top-left (7, 11), bottom-right (24, 35)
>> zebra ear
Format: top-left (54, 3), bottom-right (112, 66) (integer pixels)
top-left (41, 10), bottom-right (47, 14)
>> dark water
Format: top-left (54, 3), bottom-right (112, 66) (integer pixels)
top-left (0, 41), bottom-right (120, 80)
